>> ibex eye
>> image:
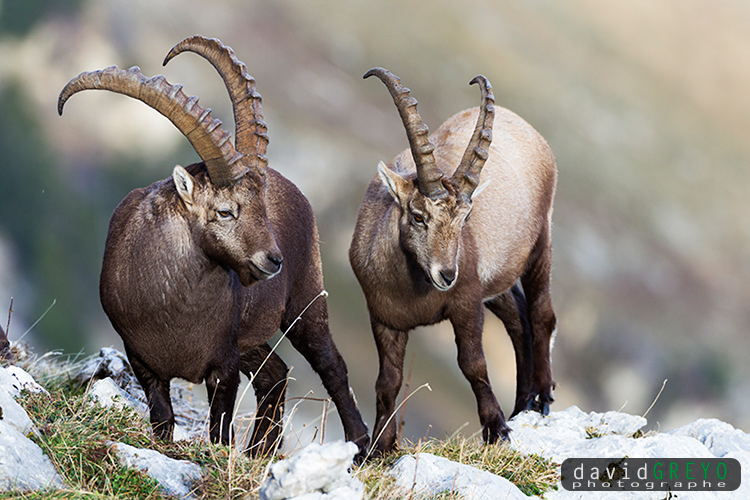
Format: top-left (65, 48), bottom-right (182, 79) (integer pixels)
top-left (217, 209), bottom-right (234, 219)
top-left (412, 212), bottom-right (424, 224)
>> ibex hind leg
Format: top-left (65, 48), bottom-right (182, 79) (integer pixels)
top-left (239, 344), bottom-right (288, 457)
top-left (285, 299), bottom-right (370, 462)
top-left (521, 234), bottom-right (557, 416)
top-left (126, 347), bottom-right (175, 441)
top-left (484, 283), bottom-right (534, 418)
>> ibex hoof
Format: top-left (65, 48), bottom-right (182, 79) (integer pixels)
top-left (482, 416), bottom-right (511, 445)
top-left (525, 393), bottom-right (552, 416)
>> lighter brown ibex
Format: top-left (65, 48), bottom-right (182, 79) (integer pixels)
top-left (58, 36), bottom-right (368, 458)
top-left (349, 68), bottom-right (557, 456)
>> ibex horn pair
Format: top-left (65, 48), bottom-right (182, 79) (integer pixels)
top-left (164, 35), bottom-right (269, 174)
top-left (57, 36), bottom-right (267, 187)
top-left (364, 67), bottom-right (495, 201)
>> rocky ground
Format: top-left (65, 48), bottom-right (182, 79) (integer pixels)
top-left (1, 348), bottom-right (749, 499)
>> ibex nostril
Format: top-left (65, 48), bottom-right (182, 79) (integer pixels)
top-left (268, 255), bottom-right (282, 266)
top-left (440, 269), bottom-right (456, 286)
top-left (267, 254), bottom-right (283, 271)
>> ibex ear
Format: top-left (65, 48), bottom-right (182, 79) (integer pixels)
top-left (173, 165), bottom-right (195, 206)
top-left (377, 161), bottom-right (410, 203)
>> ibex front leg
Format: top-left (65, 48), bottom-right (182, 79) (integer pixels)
top-left (450, 306), bottom-right (509, 444)
top-left (127, 348), bottom-right (175, 441)
top-left (205, 364), bottom-right (240, 446)
top-left (371, 321), bottom-right (408, 458)
top-left (285, 301), bottom-right (370, 461)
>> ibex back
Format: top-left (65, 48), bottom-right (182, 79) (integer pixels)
top-left (59, 36), bottom-right (368, 459)
top-left (350, 68), bottom-right (557, 456)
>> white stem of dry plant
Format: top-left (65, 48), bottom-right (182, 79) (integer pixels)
top-left (365, 382), bottom-right (433, 463)
top-left (232, 290), bottom-right (328, 435)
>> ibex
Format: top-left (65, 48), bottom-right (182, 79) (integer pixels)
top-left (349, 68), bottom-right (557, 456)
top-left (58, 36), bottom-right (369, 458)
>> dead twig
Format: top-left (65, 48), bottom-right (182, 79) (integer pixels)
top-left (1, 297), bottom-right (13, 363)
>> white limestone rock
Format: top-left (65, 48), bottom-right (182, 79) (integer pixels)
top-left (508, 407), bottom-right (749, 500)
top-left (390, 452), bottom-right (528, 500)
top-left (0, 365), bottom-right (62, 492)
top-left (75, 347), bottom-right (134, 388)
top-left (0, 388), bottom-right (34, 435)
top-left (0, 419), bottom-right (64, 492)
top-left (87, 377), bottom-right (149, 416)
top-left (508, 406), bottom-right (649, 464)
top-left (668, 418), bottom-right (750, 457)
top-left (259, 441), bottom-right (364, 500)
top-left (110, 441), bottom-right (204, 499)
top-left (0, 365), bottom-right (47, 397)
top-left (0, 368), bottom-right (36, 435)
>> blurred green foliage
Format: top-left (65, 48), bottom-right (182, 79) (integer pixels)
top-left (0, 83), bottom-right (97, 351)
top-left (0, 78), bottom-right (188, 351)
top-left (0, 0), bottom-right (81, 37)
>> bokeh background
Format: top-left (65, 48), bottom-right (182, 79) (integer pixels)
top-left (2, 0), bottom-right (749, 446)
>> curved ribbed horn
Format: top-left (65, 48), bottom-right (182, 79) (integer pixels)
top-left (58, 65), bottom-right (246, 187)
top-left (364, 67), bottom-right (447, 199)
top-left (164, 35), bottom-right (268, 174)
top-left (452, 75), bottom-right (495, 200)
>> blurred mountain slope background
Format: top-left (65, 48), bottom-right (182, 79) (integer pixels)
top-left (1, 0), bottom-right (749, 442)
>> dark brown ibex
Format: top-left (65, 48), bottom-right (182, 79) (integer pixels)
top-left (58, 36), bottom-right (368, 458)
top-left (349, 68), bottom-right (557, 456)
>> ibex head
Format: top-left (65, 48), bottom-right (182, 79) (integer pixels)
top-left (365, 68), bottom-right (494, 291)
top-left (171, 164), bottom-right (281, 285)
top-left (58, 61), bottom-right (282, 286)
